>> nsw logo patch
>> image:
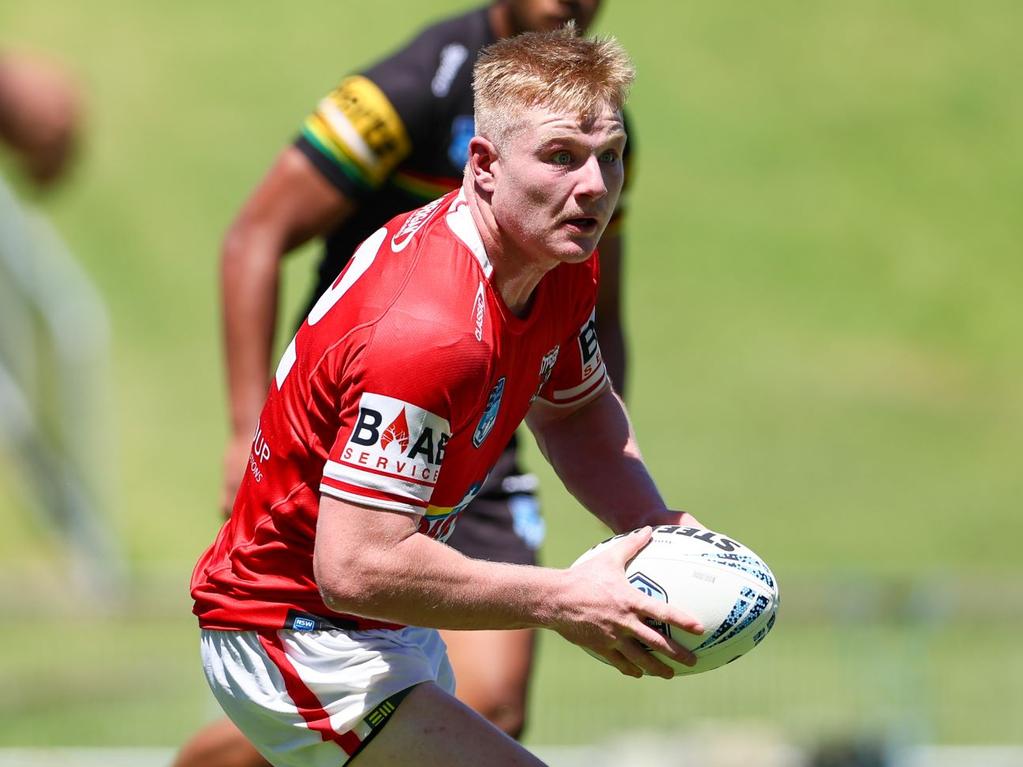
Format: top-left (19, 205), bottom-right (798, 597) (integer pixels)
top-left (473, 377), bottom-right (505, 448)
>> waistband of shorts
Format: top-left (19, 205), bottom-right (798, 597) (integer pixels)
top-left (283, 608), bottom-right (403, 633)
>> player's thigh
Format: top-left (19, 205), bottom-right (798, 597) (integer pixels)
top-left (353, 681), bottom-right (546, 767)
top-left (442, 627), bottom-right (534, 705)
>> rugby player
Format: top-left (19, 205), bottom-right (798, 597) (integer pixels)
top-left (190, 27), bottom-right (703, 767)
top-left (181, 2), bottom-right (636, 763)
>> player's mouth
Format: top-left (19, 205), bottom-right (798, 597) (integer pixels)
top-left (562, 216), bottom-right (600, 235)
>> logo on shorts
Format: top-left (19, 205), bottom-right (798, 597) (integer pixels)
top-left (473, 377), bottom-right (505, 448)
top-left (344, 393), bottom-right (451, 484)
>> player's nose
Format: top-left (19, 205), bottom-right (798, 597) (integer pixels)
top-left (574, 154), bottom-right (608, 200)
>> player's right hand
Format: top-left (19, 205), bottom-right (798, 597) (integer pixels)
top-left (554, 527), bottom-right (704, 679)
top-left (219, 432), bottom-right (251, 517)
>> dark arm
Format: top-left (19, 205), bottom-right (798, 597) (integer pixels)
top-left (219, 146), bottom-right (356, 514)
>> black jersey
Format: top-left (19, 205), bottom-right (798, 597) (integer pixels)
top-left (293, 5), bottom-right (632, 307)
top-left (295, 6), bottom-right (494, 305)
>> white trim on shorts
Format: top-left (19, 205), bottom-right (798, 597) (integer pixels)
top-left (200, 627), bottom-right (455, 767)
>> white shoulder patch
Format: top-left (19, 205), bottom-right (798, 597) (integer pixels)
top-left (326, 393), bottom-right (452, 505)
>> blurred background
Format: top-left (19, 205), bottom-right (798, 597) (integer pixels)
top-left (1, 1), bottom-right (1021, 765)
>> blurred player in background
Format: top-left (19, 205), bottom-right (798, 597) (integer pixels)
top-left (0, 51), bottom-right (81, 187)
top-left (191, 27), bottom-right (703, 767)
top-left (176, 1), bottom-right (635, 765)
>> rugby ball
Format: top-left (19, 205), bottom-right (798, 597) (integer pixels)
top-left (572, 525), bottom-right (779, 675)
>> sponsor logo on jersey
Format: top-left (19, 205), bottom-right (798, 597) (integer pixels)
top-left (379, 408), bottom-right (410, 452)
top-left (448, 115), bottom-right (475, 168)
top-left (391, 195), bottom-right (446, 252)
top-left (320, 75), bottom-right (412, 184)
top-left (533, 345), bottom-right (560, 400)
top-left (432, 44), bottom-right (469, 98)
top-left (473, 377), bottom-right (505, 448)
top-left (342, 393), bottom-right (451, 485)
top-left (578, 311), bottom-right (602, 378)
top-left (472, 281), bottom-right (486, 341)
top-left (248, 424), bottom-right (272, 483)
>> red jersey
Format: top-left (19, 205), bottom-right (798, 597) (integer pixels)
top-left (191, 189), bottom-right (608, 632)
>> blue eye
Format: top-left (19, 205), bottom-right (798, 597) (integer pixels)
top-left (599, 150), bottom-right (619, 164)
top-left (551, 150), bottom-right (573, 166)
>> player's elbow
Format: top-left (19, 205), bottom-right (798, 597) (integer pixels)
top-left (220, 216), bottom-right (260, 272)
top-left (220, 212), bottom-right (288, 279)
top-left (317, 581), bottom-right (360, 615)
top-left (314, 545), bottom-right (394, 617)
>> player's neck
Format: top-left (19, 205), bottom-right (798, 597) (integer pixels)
top-left (492, 260), bottom-right (545, 318)
top-left (463, 183), bottom-right (550, 318)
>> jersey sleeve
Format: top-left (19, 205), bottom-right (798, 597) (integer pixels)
top-left (320, 387), bottom-right (452, 514)
top-left (318, 320), bottom-right (484, 516)
top-left (295, 74), bottom-right (414, 198)
top-left (293, 30), bottom-right (443, 199)
top-left (536, 258), bottom-right (609, 408)
top-left (536, 307), bottom-right (609, 408)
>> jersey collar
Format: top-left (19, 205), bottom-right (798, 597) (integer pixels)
top-left (445, 187), bottom-right (493, 279)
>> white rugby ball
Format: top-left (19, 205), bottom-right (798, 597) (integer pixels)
top-left (572, 525), bottom-right (779, 675)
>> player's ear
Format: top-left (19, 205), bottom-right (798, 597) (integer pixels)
top-left (467, 136), bottom-right (498, 193)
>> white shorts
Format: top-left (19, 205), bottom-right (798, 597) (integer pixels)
top-left (200, 626), bottom-right (455, 767)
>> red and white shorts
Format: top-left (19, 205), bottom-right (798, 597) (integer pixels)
top-left (200, 626), bottom-right (454, 766)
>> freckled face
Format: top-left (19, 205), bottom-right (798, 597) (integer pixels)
top-left (490, 103), bottom-right (626, 266)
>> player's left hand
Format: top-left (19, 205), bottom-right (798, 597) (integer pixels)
top-left (557, 527), bottom-right (703, 679)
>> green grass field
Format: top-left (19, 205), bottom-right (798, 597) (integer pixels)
top-left (2, 0), bottom-right (1021, 750)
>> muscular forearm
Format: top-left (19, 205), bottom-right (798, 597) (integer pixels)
top-left (316, 512), bottom-right (569, 631)
top-left (315, 500), bottom-right (705, 678)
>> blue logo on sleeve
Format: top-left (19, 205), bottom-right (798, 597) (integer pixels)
top-left (472, 377), bottom-right (505, 448)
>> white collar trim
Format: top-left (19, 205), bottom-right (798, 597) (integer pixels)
top-left (446, 187), bottom-right (493, 278)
